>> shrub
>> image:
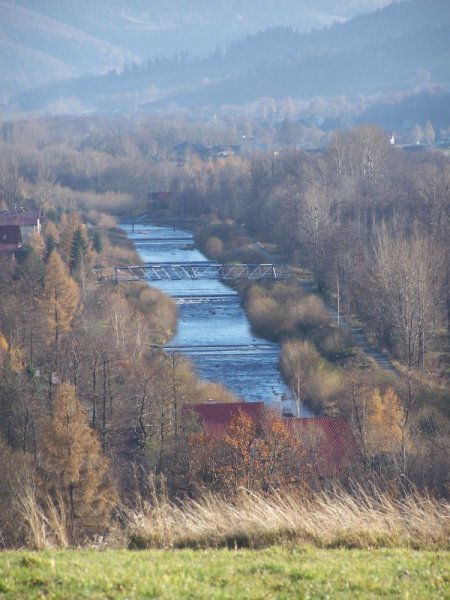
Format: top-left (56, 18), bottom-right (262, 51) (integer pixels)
top-left (245, 286), bottom-right (288, 339)
top-left (205, 236), bottom-right (224, 259)
top-left (314, 327), bottom-right (355, 361)
top-left (196, 382), bottom-right (239, 404)
top-left (294, 294), bottom-right (330, 330)
top-left (280, 339), bottom-right (342, 413)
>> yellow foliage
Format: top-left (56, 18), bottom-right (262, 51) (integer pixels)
top-left (39, 383), bottom-right (116, 533)
top-left (43, 221), bottom-right (60, 244)
top-left (0, 332), bottom-right (8, 352)
top-left (28, 231), bottom-right (45, 256)
top-left (0, 332), bottom-right (8, 368)
top-left (9, 345), bottom-right (25, 373)
top-left (41, 251), bottom-right (80, 343)
top-left (367, 387), bottom-right (404, 455)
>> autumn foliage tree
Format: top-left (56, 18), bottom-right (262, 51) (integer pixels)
top-left (38, 382), bottom-right (116, 539)
top-left (366, 387), bottom-right (405, 456)
top-left (190, 409), bottom-right (308, 494)
top-left (41, 250), bottom-right (80, 366)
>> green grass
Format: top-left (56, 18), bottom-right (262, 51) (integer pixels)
top-left (0, 547), bottom-right (448, 599)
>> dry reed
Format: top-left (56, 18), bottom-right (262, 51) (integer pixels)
top-left (18, 484), bottom-right (69, 550)
top-left (123, 485), bottom-right (450, 551)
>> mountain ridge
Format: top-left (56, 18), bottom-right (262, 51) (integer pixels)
top-left (0, 0), bottom-right (393, 97)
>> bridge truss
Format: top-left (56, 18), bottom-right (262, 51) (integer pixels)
top-left (113, 263), bottom-right (290, 282)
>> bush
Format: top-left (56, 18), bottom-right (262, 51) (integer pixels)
top-left (196, 382), bottom-right (239, 404)
top-left (245, 286), bottom-right (289, 340)
top-left (294, 294), bottom-right (330, 330)
top-left (204, 236), bottom-right (224, 259)
top-left (314, 327), bottom-right (355, 361)
top-left (280, 339), bottom-right (342, 413)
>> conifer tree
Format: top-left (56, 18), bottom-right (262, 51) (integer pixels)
top-left (69, 227), bottom-right (94, 274)
top-left (59, 212), bottom-right (82, 263)
top-left (41, 251), bottom-right (80, 361)
top-left (38, 382), bottom-right (116, 537)
top-left (43, 234), bottom-right (55, 263)
top-left (90, 229), bottom-right (102, 254)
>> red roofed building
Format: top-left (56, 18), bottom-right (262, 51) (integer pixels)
top-left (186, 401), bottom-right (265, 437)
top-left (0, 224), bottom-right (23, 253)
top-left (0, 210), bottom-right (41, 242)
top-left (185, 402), bottom-right (361, 480)
top-left (285, 417), bottom-right (361, 479)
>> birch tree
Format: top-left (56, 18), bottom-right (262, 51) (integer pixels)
top-left (373, 226), bottom-right (438, 367)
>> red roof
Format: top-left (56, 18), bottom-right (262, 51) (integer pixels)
top-left (0, 210), bottom-right (40, 227)
top-left (285, 417), bottom-right (361, 477)
top-left (185, 402), bottom-right (265, 436)
top-left (185, 403), bottom-right (361, 478)
top-left (0, 225), bottom-right (22, 251)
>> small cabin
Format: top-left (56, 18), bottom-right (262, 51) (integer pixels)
top-left (0, 209), bottom-right (41, 243)
top-left (0, 224), bottom-right (22, 253)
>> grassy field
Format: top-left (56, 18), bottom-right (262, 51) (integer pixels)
top-left (0, 547), bottom-right (448, 599)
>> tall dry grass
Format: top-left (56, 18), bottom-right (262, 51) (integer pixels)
top-left (18, 483), bottom-right (69, 550)
top-left (124, 485), bottom-right (450, 551)
top-left (16, 479), bottom-right (450, 551)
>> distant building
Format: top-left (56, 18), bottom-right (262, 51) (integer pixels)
top-left (147, 191), bottom-right (172, 210)
top-left (0, 209), bottom-right (41, 243)
top-left (0, 224), bottom-right (23, 253)
top-left (186, 401), bottom-right (265, 437)
top-left (185, 402), bottom-right (361, 479)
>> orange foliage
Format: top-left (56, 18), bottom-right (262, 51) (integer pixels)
top-left (189, 409), bottom-right (309, 494)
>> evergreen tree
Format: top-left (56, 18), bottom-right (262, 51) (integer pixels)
top-left (69, 227), bottom-right (93, 273)
top-left (60, 212), bottom-right (82, 263)
top-left (90, 229), bottom-right (102, 254)
top-left (43, 234), bottom-right (55, 263)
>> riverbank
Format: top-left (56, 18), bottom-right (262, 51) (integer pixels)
top-left (189, 219), bottom-right (396, 415)
top-left (123, 221), bottom-right (300, 409)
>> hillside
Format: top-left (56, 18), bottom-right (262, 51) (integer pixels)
top-left (7, 1), bottom-right (392, 56)
top-left (0, 0), bottom-right (391, 99)
top-left (0, 2), bottom-right (136, 95)
top-left (11, 0), bottom-right (450, 123)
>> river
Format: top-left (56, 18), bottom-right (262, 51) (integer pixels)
top-left (123, 222), bottom-right (311, 416)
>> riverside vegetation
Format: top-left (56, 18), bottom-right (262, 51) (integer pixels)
top-left (0, 114), bottom-right (448, 599)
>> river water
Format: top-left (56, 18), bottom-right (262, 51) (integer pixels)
top-left (123, 223), bottom-right (311, 416)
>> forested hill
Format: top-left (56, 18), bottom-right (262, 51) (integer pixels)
top-left (154, 0), bottom-right (450, 108)
top-left (0, 0), bottom-right (390, 97)
top-left (10, 0), bottom-right (450, 118)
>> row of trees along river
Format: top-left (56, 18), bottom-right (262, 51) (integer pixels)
top-left (123, 221), bottom-right (312, 416)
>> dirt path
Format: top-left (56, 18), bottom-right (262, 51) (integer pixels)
top-left (299, 278), bottom-right (396, 372)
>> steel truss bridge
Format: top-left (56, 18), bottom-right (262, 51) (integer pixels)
top-left (112, 262), bottom-right (290, 282)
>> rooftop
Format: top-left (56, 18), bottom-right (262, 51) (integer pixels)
top-left (185, 402), bottom-right (361, 478)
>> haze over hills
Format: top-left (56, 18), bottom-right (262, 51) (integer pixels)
top-left (9, 0), bottom-right (450, 133)
top-left (0, 0), bottom-right (391, 97)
